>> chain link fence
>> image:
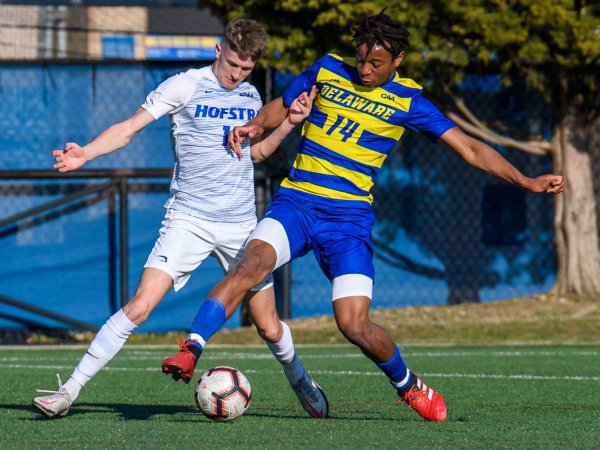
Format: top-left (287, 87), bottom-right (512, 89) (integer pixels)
top-left (270, 72), bottom-right (557, 316)
top-left (0, 62), bottom-right (557, 331)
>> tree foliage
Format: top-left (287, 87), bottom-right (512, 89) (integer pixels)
top-left (401, 0), bottom-right (599, 118)
top-left (202, 0), bottom-right (381, 72)
top-left (203, 0), bottom-right (599, 111)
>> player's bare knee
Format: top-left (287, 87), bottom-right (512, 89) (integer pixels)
top-left (235, 248), bottom-right (273, 285)
top-left (122, 298), bottom-right (151, 324)
top-left (255, 321), bottom-right (281, 343)
top-left (337, 318), bottom-right (369, 347)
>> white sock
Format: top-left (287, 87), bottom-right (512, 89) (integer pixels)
top-left (187, 333), bottom-right (206, 349)
top-left (267, 321), bottom-right (305, 385)
top-left (64, 309), bottom-right (137, 401)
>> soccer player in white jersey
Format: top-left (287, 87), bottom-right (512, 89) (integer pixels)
top-left (32, 19), bottom-right (328, 419)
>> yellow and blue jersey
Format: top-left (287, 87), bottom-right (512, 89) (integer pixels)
top-left (281, 53), bottom-right (455, 207)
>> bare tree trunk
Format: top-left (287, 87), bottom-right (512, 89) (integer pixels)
top-left (551, 110), bottom-right (600, 296)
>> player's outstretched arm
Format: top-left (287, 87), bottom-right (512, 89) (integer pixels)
top-left (440, 127), bottom-right (564, 194)
top-left (228, 97), bottom-right (289, 158)
top-left (250, 86), bottom-right (317, 163)
top-left (52, 108), bottom-right (155, 172)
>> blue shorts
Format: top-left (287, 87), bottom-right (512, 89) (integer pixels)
top-left (260, 188), bottom-right (375, 281)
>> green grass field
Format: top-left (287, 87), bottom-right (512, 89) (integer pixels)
top-left (1, 345), bottom-right (598, 449)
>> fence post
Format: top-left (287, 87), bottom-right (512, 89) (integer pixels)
top-left (119, 177), bottom-right (129, 307)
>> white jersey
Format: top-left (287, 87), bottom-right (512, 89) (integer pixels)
top-left (141, 66), bottom-right (262, 222)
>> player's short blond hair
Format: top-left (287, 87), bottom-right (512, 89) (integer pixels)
top-left (222, 19), bottom-right (269, 62)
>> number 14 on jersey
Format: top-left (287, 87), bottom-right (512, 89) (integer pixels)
top-left (326, 114), bottom-right (360, 142)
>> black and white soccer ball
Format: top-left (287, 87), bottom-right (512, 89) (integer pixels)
top-left (194, 366), bottom-right (252, 422)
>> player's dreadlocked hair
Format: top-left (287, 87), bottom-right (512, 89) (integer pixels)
top-left (353, 7), bottom-right (409, 58)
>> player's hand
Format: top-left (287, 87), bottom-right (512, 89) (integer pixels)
top-left (228, 124), bottom-right (264, 159)
top-left (528, 174), bottom-right (564, 194)
top-left (52, 142), bottom-right (87, 172)
top-left (288, 85), bottom-right (317, 126)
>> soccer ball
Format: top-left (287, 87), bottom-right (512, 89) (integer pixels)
top-left (194, 366), bottom-right (252, 422)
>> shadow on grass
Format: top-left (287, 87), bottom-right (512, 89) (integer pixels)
top-left (5, 402), bottom-right (426, 423)
top-left (247, 410), bottom-right (405, 421)
top-left (3, 402), bottom-right (194, 421)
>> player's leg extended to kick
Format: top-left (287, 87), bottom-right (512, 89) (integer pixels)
top-left (248, 289), bottom-right (329, 418)
top-left (333, 295), bottom-right (447, 422)
top-left (32, 268), bottom-right (172, 418)
top-left (162, 239), bottom-right (278, 382)
top-left (212, 239), bottom-right (279, 314)
top-left (124, 268), bottom-right (174, 324)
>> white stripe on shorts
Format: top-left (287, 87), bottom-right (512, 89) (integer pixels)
top-left (247, 217), bottom-right (291, 270)
top-left (332, 274), bottom-right (373, 301)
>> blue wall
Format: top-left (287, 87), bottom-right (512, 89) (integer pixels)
top-left (0, 64), bottom-right (557, 331)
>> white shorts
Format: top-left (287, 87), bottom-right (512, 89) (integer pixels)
top-left (145, 209), bottom-right (274, 292)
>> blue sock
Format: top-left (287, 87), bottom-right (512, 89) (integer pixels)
top-left (187, 298), bottom-right (227, 351)
top-left (376, 346), bottom-right (412, 392)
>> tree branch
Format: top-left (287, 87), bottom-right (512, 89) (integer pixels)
top-left (444, 90), bottom-right (551, 156)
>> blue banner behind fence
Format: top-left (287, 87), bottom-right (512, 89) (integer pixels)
top-left (0, 64), bottom-right (557, 332)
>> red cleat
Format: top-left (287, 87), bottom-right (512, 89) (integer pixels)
top-left (398, 373), bottom-right (447, 422)
top-left (161, 338), bottom-right (199, 383)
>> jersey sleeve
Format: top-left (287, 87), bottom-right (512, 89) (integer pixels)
top-left (282, 57), bottom-right (324, 107)
top-left (250, 85), bottom-right (263, 109)
top-left (141, 71), bottom-right (197, 119)
top-left (403, 93), bottom-right (456, 141)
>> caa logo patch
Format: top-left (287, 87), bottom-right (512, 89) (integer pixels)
top-left (239, 92), bottom-right (254, 98)
top-left (157, 255), bottom-right (168, 263)
top-left (381, 93), bottom-right (396, 101)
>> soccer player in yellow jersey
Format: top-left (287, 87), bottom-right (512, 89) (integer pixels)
top-left (164, 10), bottom-right (564, 422)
